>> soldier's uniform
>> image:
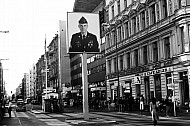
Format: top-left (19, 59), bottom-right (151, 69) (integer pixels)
top-left (69, 17), bottom-right (100, 53)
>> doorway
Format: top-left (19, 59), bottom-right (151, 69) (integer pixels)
top-left (154, 75), bottom-right (162, 101)
top-left (179, 71), bottom-right (189, 106)
top-left (144, 77), bottom-right (150, 104)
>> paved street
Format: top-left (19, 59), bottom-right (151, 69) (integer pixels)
top-left (1, 105), bottom-right (190, 126)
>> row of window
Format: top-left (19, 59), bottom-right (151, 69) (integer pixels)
top-left (88, 63), bottom-right (106, 75)
top-left (71, 64), bottom-right (106, 80)
top-left (107, 36), bottom-right (170, 73)
top-left (110, 0), bottom-right (169, 20)
top-left (71, 73), bottom-right (82, 80)
top-left (87, 53), bottom-right (105, 64)
top-left (107, 0), bottom-right (171, 48)
top-left (71, 52), bottom-right (105, 71)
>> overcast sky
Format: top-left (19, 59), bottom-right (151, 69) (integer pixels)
top-left (0, 0), bottom-right (75, 95)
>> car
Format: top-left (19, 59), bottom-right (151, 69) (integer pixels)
top-left (16, 102), bottom-right (26, 112)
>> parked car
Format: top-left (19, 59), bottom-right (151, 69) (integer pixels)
top-left (16, 102), bottom-right (26, 112)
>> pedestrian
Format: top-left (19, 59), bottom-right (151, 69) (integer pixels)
top-left (8, 101), bottom-right (12, 118)
top-left (150, 97), bottom-right (159, 126)
top-left (123, 96), bottom-right (129, 112)
top-left (118, 97), bottom-right (123, 112)
top-left (107, 97), bottom-right (111, 111)
top-left (140, 95), bottom-right (144, 115)
top-left (165, 96), bottom-right (171, 117)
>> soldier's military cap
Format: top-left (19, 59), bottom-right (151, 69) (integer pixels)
top-left (79, 16), bottom-right (88, 24)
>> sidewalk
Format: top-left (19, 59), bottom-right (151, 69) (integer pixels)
top-left (30, 108), bottom-right (118, 126)
top-left (30, 106), bottom-right (190, 125)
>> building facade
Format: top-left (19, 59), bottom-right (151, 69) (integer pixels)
top-left (36, 55), bottom-right (46, 102)
top-left (48, 34), bottom-right (59, 91)
top-left (58, 20), bottom-right (71, 98)
top-left (104, 0), bottom-right (190, 107)
top-left (0, 62), bottom-right (4, 100)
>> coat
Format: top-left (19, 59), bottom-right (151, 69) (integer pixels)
top-left (69, 32), bottom-right (100, 53)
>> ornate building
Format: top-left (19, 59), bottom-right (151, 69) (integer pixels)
top-left (104, 0), bottom-right (190, 107)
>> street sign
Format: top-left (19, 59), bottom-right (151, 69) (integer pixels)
top-left (134, 76), bottom-right (141, 84)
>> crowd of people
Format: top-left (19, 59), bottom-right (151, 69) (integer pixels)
top-left (88, 94), bottom-right (174, 126)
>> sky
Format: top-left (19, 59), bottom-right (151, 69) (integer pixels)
top-left (0, 0), bottom-right (75, 95)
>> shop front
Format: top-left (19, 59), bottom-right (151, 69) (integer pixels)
top-left (107, 65), bottom-right (190, 109)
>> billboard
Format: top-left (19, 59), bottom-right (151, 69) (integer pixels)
top-left (66, 12), bottom-right (101, 54)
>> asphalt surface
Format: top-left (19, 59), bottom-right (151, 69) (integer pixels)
top-left (1, 104), bottom-right (190, 126)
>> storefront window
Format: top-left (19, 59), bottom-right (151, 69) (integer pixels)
top-left (166, 73), bottom-right (172, 96)
top-left (154, 75), bottom-right (162, 101)
top-left (179, 72), bottom-right (189, 106)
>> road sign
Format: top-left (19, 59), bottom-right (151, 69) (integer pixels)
top-left (134, 76), bottom-right (141, 84)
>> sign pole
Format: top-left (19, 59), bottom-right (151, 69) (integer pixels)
top-left (82, 53), bottom-right (89, 120)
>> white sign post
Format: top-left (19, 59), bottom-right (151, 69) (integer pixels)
top-left (82, 53), bottom-right (89, 120)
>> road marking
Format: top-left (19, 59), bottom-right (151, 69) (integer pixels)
top-left (16, 112), bottom-right (30, 118)
top-left (48, 114), bottom-right (67, 117)
top-left (39, 119), bottom-right (72, 126)
top-left (35, 114), bottom-right (51, 118)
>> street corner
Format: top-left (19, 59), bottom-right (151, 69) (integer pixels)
top-left (65, 118), bottom-right (118, 126)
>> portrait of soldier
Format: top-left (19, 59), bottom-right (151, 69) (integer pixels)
top-left (69, 16), bottom-right (100, 53)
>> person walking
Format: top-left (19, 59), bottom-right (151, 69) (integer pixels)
top-left (150, 97), bottom-right (159, 126)
top-left (107, 97), bottom-right (112, 111)
top-left (165, 96), bottom-right (171, 117)
top-left (8, 101), bottom-right (12, 118)
top-left (118, 97), bottom-right (123, 112)
top-left (140, 95), bottom-right (144, 115)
